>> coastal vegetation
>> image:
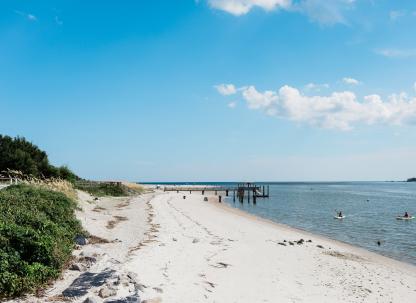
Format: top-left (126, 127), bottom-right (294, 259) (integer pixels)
top-left (407, 178), bottom-right (416, 182)
top-left (74, 181), bottom-right (143, 197)
top-left (0, 184), bottom-right (83, 298)
top-left (0, 135), bottom-right (78, 182)
top-left (0, 134), bottom-right (145, 298)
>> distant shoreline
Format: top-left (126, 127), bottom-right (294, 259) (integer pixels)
top-left (139, 180), bottom-right (411, 185)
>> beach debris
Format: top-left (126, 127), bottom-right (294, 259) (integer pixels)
top-left (172, 237), bottom-right (177, 242)
top-left (307, 239), bottom-right (312, 243)
top-left (75, 235), bottom-right (89, 246)
top-left (78, 255), bottom-right (98, 266)
top-left (114, 274), bottom-right (130, 287)
top-left (93, 206), bottom-right (107, 212)
top-left (192, 238), bottom-right (200, 244)
top-left (211, 262), bottom-right (231, 268)
top-left (70, 263), bottom-right (87, 272)
top-left (89, 235), bottom-right (111, 244)
top-left (106, 216), bottom-right (128, 229)
top-left (98, 287), bottom-right (117, 298)
top-left (316, 245), bottom-right (324, 249)
top-left (278, 242), bottom-right (287, 246)
top-left (289, 241), bottom-right (294, 246)
top-left (204, 281), bottom-right (216, 288)
top-left (135, 283), bottom-right (147, 292)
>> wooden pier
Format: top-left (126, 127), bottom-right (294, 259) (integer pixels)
top-left (163, 183), bottom-right (270, 204)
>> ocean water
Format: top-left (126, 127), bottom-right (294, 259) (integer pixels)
top-left (143, 181), bottom-right (416, 265)
top-left (223, 182), bottom-right (416, 265)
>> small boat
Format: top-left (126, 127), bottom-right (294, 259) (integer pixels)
top-left (396, 216), bottom-right (415, 220)
top-left (334, 215), bottom-right (346, 219)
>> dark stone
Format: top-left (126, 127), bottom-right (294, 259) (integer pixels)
top-left (70, 263), bottom-right (87, 271)
top-left (83, 297), bottom-right (100, 303)
top-left (105, 295), bottom-right (141, 303)
top-left (75, 235), bottom-right (88, 246)
top-left (62, 269), bottom-right (116, 297)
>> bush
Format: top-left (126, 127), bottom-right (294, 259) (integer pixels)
top-left (0, 135), bottom-right (79, 182)
top-left (0, 184), bottom-right (83, 298)
top-left (74, 182), bottom-right (131, 197)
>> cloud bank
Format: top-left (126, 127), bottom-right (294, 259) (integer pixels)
top-left (208, 0), bottom-right (291, 16)
top-left (207, 0), bottom-right (356, 24)
top-left (215, 83), bottom-right (237, 95)
top-left (342, 77), bottom-right (360, 85)
top-left (375, 49), bottom-right (416, 58)
top-left (216, 83), bottom-right (416, 130)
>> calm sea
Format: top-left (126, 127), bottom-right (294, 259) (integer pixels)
top-left (142, 182), bottom-right (416, 265)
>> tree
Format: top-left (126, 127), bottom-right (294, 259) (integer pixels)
top-left (0, 135), bottom-right (78, 181)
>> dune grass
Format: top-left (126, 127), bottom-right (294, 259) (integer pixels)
top-left (75, 181), bottom-right (144, 197)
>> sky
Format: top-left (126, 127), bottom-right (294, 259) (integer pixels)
top-left (1, 0), bottom-right (416, 182)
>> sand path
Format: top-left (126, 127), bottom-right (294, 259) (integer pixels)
top-left (132, 191), bottom-right (416, 303)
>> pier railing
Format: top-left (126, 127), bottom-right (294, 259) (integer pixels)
top-left (163, 183), bottom-right (270, 204)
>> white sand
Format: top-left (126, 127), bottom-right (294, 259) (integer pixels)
top-left (10, 189), bottom-right (416, 303)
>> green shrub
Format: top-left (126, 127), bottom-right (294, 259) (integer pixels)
top-left (0, 184), bottom-right (83, 298)
top-left (74, 182), bottom-right (130, 197)
top-left (0, 135), bottom-right (79, 182)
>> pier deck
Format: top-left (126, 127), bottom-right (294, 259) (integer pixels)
top-left (163, 183), bottom-right (270, 203)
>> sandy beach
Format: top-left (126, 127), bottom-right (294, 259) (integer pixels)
top-left (11, 188), bottom-right (416, 303)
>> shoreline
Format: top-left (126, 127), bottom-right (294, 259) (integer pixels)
top-left (210, 195), bottom-right (416, 273)
top-left (134, 189), bottom-right (416, 302)
top-left (9, 188), bottom-right (416, 303)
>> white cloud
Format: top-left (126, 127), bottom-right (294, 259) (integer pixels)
top-left (342, 77), bottom-right (360, 85)
top-left (228, 101), bottom-right (237, 108)
top-left (215, 84), bottom-right (237, 95)
top-left (375, 49), bottom-right (416, 58)
top-left (216, 83), bottom-right (416, 130)
top-left (242, 86), bottom-right (278, 109)
top-left (208, 0), bottom-right (291, 16)
top-left (390, 10), bottom-right (406, 21)
top-left (292, 0), bottom-right (354, 25)
top-left (414, 82), bottom-right (416, 92)
top-left (207, 0), bottom-right (356, 25)
top-left (14, 10), bottom-right (37, 22)
top-left (305, 82), bottom-right (330, 91)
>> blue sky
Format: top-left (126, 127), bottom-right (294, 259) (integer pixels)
top-left (1, 0), bottom-right (416, 181)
